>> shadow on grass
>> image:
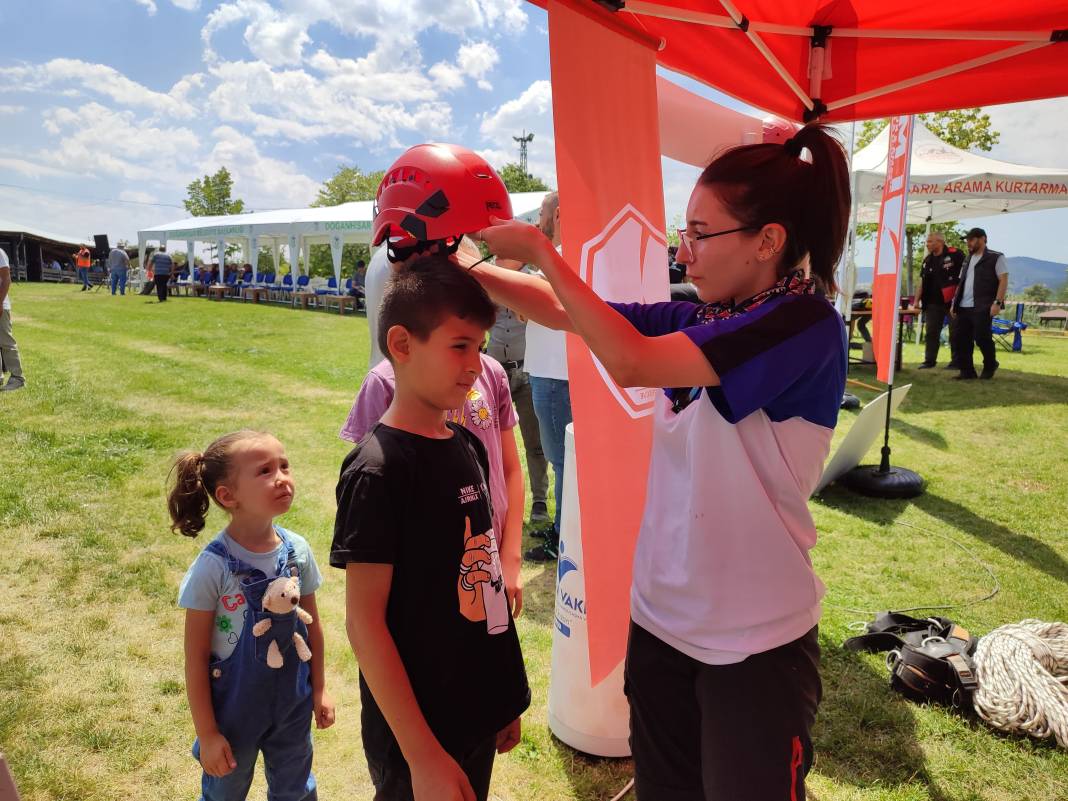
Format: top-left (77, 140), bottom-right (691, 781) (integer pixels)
top-left (814, 636), bottom-right (952, 800)
top-left (519, 557), bottom-right (557, 629)
top-left (816, 487), bottom-right (1068, 585)
top-left (846, 363), bottom-right (1068, 413)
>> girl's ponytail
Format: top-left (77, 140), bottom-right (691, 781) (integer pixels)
top-left (169, 451), bottom-right (210, 537)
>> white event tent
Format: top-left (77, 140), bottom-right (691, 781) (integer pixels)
top-left (852, 121), bottom-right (1068, 224)
top-left (136, 191), bottom-right (550, 287)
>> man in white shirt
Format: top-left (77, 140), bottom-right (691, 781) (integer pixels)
top-left (524, 191), bottom-right (570, 561)
top-left (950, 227), bottom-right (1009, 380)
top-left (364, 246), bottom-right (391, 368)
top-left (0, 247), bottom-right (26, 391)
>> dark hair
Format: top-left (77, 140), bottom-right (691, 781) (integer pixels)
top-left (698, 123), bottom-right (850, 293)
top-left (168, 430), bottom-right (266, 537)
top-left (378, 254), bottom-right (496, 361)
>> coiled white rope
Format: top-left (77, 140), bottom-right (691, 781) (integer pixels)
top-left (972, 620), bottom-right (1068, 747)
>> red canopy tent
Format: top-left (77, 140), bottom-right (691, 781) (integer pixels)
top-left (529, 0), bottom-right (1068, 123)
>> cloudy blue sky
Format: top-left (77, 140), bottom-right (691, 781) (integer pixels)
top-left (2, 0), bottom-right (1067, 270)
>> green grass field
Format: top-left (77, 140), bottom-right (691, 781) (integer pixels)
top-left (2, 283), bottom-right (1067, 801)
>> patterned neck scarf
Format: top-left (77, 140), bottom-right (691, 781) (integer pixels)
top-left (697, 270), bottom-right (815, 323)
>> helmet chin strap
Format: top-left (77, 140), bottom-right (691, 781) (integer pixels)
top-left (385, 236), bottom-right (462, 265)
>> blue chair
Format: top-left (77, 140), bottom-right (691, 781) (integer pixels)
top-left (315, 276), bottom-right (340, 296)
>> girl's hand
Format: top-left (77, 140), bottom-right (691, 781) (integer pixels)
top-left (199, 730), bottom-right (237, 777)
top-left (476, 217), bottom-right (553, 267)
top-left (314, 688), bottom-right (336, 729)
top-left (495, 717), bottom-right (522, 754)
top-left (410, 746), bottom-right (476, 801)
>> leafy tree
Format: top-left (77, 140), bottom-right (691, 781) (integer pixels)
top-left (184, 167), bottom-right (245, 217)
top-left (1023, 283), bottom-right (1053, 303)
top-left (855, 109), bottom-right (1000, 296)
top-left (497, 162), bottom-right (551, 193)
top-left (311, 165), bottom-right (384, 207)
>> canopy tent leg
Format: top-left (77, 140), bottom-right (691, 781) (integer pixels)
top-left (249, 235), bottom-right (259, 285)
top-left (330, 233), bottom-right (344, 308)
top-left (288, 234), bottom-right (300, 278)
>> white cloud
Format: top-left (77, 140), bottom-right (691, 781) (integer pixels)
top-left (206, 125), bottom-right (320, 209)
top-left (134, 0), bottom-right (157, 15)
top-left (119, 189), bottom-right (159, 204)
top-left (207, 56), bottom-right (451, 146)
top-left (170, 0), bottom-right (201, 9)
top-left (0, 59), bottom-right (196, 118)
top-left (38, 103), bottom-right (200, 182)
top-left (0, 157), bottom-right (75, 179)
top-left (0, 105), bottom-right (26, 114)
top-left (430, 41), bottom-right (499, 92)
top-left (479, 80), bottom-right (555, 182)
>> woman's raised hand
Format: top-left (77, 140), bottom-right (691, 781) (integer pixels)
top-left (476, 216), bottom-right (553, 267)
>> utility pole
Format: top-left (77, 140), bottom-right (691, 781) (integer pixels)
top-left (513, 131), bottom-right (534, 173)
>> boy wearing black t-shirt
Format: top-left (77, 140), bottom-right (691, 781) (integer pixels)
top-left (331, 255), bottom-right (529, 801)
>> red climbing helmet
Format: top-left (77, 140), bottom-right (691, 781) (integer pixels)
top-left (372, 143), bottom-right (512, 250)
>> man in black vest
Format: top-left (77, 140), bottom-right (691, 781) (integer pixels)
top-left (917, 231), bottom-right (963, 369)
top-left (951, 228), bottom-right (1008, 380)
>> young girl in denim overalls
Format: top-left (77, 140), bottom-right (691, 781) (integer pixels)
top-left (171, 430), bottom-right (335, 801)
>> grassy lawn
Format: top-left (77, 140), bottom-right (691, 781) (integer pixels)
top-left (1, 282), bottom-right (1067, 801)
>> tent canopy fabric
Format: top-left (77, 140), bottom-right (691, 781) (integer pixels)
top-left (137, 192), bottom-right (549, 248)
top-left (529, 1), bottom-right (1068, 124)
top-left (852, 122), bottom-right (1068, 223)
top-left (0, 218), bottom-right (92, 248)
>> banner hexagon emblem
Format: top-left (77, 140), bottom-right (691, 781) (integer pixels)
top-left (578, 204), bottom-right (669, 419)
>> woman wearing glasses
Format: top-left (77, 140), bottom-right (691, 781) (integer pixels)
top-left (466, 123), bottom-right (849, 801)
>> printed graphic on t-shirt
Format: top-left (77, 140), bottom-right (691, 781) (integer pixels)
top-left (446, 387), bottom-right (496, 432)
top-left (457, 510), bottom-right (509, 635)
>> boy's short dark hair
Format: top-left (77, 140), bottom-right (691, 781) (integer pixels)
top-left (378, 254), bottom-right (496, 361)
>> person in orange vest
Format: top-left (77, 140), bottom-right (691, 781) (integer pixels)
top-left (73, 245), bottom-right (92, 291)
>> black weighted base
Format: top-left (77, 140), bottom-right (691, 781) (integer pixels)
top-left (837, 465), bottom-right (925, 499)
top-left (841, 392), bottom-right (861, 410)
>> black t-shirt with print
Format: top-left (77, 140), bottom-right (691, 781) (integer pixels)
top-left (331, 421), bottom-right (530, 753)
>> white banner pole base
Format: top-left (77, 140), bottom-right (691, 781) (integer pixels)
top-left (547, 424), bottom-right (631, 758)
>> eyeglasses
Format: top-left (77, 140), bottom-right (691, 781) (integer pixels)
top-left (676, 225), bottom-right (759, 252)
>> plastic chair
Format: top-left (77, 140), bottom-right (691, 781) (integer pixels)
top-left (315, 276), bottom-right (340, 296)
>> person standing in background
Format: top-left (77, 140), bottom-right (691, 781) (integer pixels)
top-left (0, 246), bottom-right (26, 391)
top-left (523, 191), bottom-right (570, 562)
top-left (951, 228), bottom-right (1008, 380)
top-left (487, 260), bottom-right (551, 526)
top-left (74, 245), bottom-right (92, 291)
top-left (149, 246), bottom-right (174, 303)
top-left (917, 231), bottom-right (963, 369)
top-left (107, 245), bottom-right (130, 296)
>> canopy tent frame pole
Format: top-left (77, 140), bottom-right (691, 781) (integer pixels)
top-left (824, 41), bottom-right (1050, 113)
top-left (918, 202), bottom-right (934, 345)
top-left (624, 3), bottom-right (1050, 42)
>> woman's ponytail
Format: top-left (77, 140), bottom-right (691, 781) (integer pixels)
top-left (699, 122), bottom-right (852, 294)
top-left (169, 450), bottom-right (210, 537)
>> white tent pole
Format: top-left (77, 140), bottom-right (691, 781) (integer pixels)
top-left (217, 239), bottom-right (225, 284)
top-left (187, 240), bottom-right (195, 281)
top-left (330, 233), bottom-right (343, 291)
top-left (918, 202), bottom-right (934, 344)
top-left (288, 233), bottom-right (299, 279)
top-left (839, 121), bottom-right (858, 319)
top-left (137, 234), bottom-right (146, 276)
top-left (716, 0), bottom-right (815, 112)
top-left (826, 41), bottom-right (1048, 112)
top-left (249, 235), bottom-right (259, 285)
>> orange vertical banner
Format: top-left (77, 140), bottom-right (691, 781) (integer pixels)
top-left (871, 114), bottom-right (914, 385)
top-left (548, 0), bottom-right (668, 686)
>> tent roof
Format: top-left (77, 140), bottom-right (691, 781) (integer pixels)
top-left (529, 1), bottom-right (1068, 123)
top-left (852, 122), bottom-right (1068, 223)
top-left (137, 192), bottom-right (550, 244)
top-left (0, 217), bottom-right (92, 247)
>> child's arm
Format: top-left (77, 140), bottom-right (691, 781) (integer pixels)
top-left (499, 426), bottom-right (524, 618)
top-left (346, 563), bottom-right (476, 801)
top-left (477, 219), bottom-right (720, 390)
top-left (184, 609), bottom-right (237, 777)
top-left (300, 593), bottom-right (335, 729)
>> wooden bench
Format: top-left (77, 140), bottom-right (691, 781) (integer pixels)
top-left (242, 286), bottom-right (270, 303)
top-left (207, 285), bottom-right (230, 301)
top-left (322, 294), bottom-right (357, 315)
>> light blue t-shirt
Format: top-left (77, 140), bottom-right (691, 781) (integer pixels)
top-left (178, 527), bottom-right (322, 660)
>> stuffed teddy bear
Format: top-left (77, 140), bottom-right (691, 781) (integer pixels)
top-left (251, 575), bottom-right (314, 669)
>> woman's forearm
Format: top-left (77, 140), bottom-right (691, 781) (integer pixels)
top-left (468, 262), bottom-right (574, 332)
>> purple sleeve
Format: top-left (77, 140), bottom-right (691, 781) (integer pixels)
top-left (680, 295), bottom-right (845, 427)
top-left (338, 368), bottom-right (395, 443)
top-left (608, 301), bottom-right (702, 337)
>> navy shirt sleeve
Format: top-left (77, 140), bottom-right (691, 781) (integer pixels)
top-left (680, 294), bottom-right (846, 428)
top-left (608, 301), bottom-right (702, 338)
